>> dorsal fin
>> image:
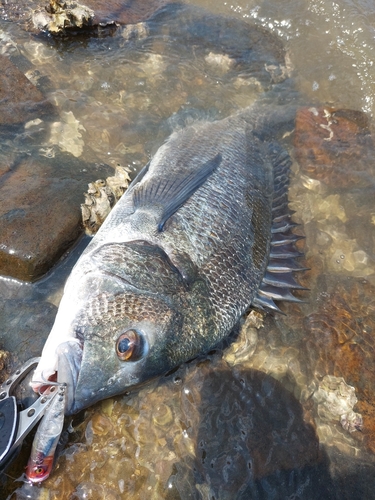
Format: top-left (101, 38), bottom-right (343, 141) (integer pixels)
top-left (133, 153), bottom-right (222, 231)
top-left (253, 142), bottom-right (307, 314)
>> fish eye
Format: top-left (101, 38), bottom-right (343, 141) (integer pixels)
top-left (116, 329), bottom-right (143, 361)
top-left (30, 465), bottom-right (48, 478)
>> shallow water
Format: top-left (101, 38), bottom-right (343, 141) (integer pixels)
top-left (1, 0), bottom-right (375, 498)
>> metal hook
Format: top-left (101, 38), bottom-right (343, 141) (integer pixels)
top-left (0, 358), bottom-right (62, 471)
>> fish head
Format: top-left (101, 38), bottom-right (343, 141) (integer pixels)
top-left (26, 454), bottom-right (54, 483)
top-left (32, 270), bottom-right (182, 415)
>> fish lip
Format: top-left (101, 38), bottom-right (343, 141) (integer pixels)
top-left (55, 340), bottom-right (83, 415)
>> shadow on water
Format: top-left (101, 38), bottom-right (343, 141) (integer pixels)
top-left (162, 357), bottom-right (336, 500)
top-left (164, 356), bottom-right (375, 500)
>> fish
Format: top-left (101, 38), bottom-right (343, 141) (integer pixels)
top-left (31, 99), bottom-right (304, 415)
top-left (25, 384), bottom-right (66, 483)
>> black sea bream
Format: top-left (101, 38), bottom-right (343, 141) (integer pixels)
top-left (32, 100), bottom-right (304, 414)
top-left (32, 4), bottom-right (304, 415)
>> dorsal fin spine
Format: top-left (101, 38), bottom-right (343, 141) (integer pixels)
top-left (253, 143), bottom-right (307, 314)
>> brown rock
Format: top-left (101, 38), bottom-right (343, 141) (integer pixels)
top-left (0, 54), bottom-right (54, 125)
top-left (304, 279), bottom-right (375, 453)
top-left (0, 153), bottom-right (111, 281)
top-left (294, 106), bottom-right (375, 189)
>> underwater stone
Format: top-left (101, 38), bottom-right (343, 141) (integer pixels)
top-left (294, 107), bottom-right (375, 189)
top-left (304, 279), bottom-right (375, 453)
top-left (204, 51), bottom-right (235, 74)
top-left (0, 153), bottom-right (112, 281)
top-left (312, 375), bottom-right (362, 429)
top-left (91, 413), bottom-right (113, 436)
top-left (0, 54), bottom-right (54, 125)
top-left (49, 111), bottom-right (86, 158)
top-left (0, 299), bottom-right (56, 363)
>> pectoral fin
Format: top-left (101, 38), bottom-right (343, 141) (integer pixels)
top-left (133, 153), bottom-right (222, 231)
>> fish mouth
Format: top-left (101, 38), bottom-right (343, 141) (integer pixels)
top-left (54, 340), bottom-right (83, 415)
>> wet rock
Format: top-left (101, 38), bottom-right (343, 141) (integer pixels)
top-left (49, 111), bottom-right (85, 158)
top-left (0, 153), bottom-right (112, 281)
top-left (304, 278), bottom-right (375, 453)
top-left (31, 0), bottom-right (170, 34)
top-left (1, 0), bottom-right (169, 34)
top-left (0, 54), bottom-right (54, 125)
top-left (0, 299), bottom-right (56, 362)
top-left (294, 106), bottom-right (375, 189)
top-left (32, 0), bottom-right (94, 33)
top-left (81, 165), bottom-right (131, 235)
top-left (313, 375), bottom-right (363, 433)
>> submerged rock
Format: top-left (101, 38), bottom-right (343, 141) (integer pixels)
top-left (49, 111), bottom-right (86, 158)
top-left (304, 279), bottom-right (375, 454)
top-left (0, 153), bottom-right (112, 281)
top-left (0, 299), bottom-right (56, 362)
top-left (294, 106), bottom-right (375, 189)
top-left (313, 375), bottom-right (363, 433)
top-left (0, 54), bottom-right (54, 125)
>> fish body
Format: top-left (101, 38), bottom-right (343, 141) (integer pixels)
top-left (26, 385), bottom-right (66, 483)
top-left (32, 101), bottom-right (301, 415)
